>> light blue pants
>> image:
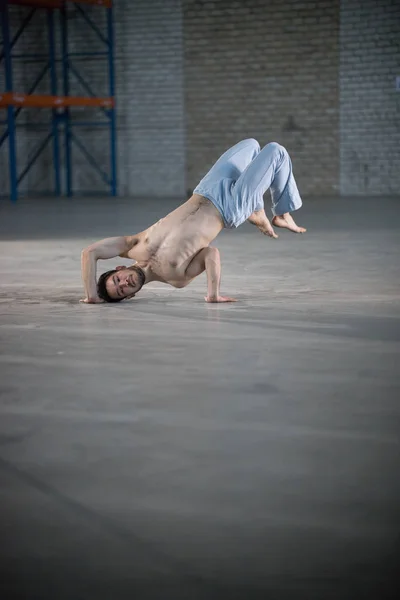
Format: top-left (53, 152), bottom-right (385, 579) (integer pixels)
top-left (194, 138), bottom-right (303, 229)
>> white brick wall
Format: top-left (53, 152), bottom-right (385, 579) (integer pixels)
top-left (114, 0), bottom-right (185, 197)
top-left (340, 0), bottom-right (400, 195)
top-left (0, 5), bottom-right (51, 196)
top-left (1, 0), bottom-right (186, 198)
top-left (183, 0), bottom-right (341, 198)
top-left (1, 0), bottom-right (399, 200)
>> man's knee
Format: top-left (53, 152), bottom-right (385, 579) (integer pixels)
top-left (242, 138), bottom-right (260, 152)
top-left (266, 141), bottom-right (287, 156)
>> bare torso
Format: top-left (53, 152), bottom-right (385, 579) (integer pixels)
top-left (123, 194), bottom-right (224, 286)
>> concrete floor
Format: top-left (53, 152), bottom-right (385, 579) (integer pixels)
top-left (0, 195), bottom-right (399, 600)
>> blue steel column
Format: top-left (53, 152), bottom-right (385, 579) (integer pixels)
top-left (60, 3), bottom-right (72, 196)
top-left (1, 2), bottom-right (18, 202)
top-left (107, 4), bottom-right (117, 196)
top-left (47, 8), bottom-right (60, 196)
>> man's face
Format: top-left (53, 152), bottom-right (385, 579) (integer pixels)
top-left (105, 266), bottom-right (143, 301)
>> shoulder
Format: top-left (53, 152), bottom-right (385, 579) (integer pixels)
top-left (118, 234), bottom-right (140, 257)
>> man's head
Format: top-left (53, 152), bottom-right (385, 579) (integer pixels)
top-left (97, 265), bottom-right (146, 302)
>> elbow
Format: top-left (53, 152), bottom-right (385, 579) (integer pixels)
top-left (81, 247), bottom-right (96, 263)
top-left (206, 247), bottom-right (220, 263)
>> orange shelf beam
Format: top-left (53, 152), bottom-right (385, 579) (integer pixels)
top-left (7, 0), bottom-right (63, 7)
top-left (0, 92), bottom-right (114, 108)
top-left (7, 1), bottom-right (112, 9)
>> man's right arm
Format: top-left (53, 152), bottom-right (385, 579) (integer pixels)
top-left (81, 236), bottom-right (132, 303)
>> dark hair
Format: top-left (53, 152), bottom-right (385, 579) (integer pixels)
top-left (97, 266), bottom-right (146, 303)
top-left (97, 269), bottom-right (122, 303)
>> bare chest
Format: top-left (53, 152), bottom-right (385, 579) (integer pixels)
top-left (128, 199), bottom-right (223, 284)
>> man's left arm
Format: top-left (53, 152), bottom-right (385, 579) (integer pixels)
top-left (185, 247), bottom-right (236, 303)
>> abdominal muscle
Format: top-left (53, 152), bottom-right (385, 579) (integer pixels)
top-left (127, 194), bottom-right (224, 284)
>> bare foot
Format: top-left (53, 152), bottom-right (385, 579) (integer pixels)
top-left (262, 225), bottom-right (279, 239)
top-left (272, 213), bottom-right (306, 233)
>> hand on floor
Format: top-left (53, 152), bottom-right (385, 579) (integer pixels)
top-left (80, 297), bottom-right (105, 304)
top-left (204, 295), bottom-right (237, 303)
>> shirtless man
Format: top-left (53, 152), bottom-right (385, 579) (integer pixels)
top-left (80, 139), bottom-right (305, 304)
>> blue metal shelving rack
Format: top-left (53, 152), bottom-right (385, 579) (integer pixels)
top-left (0, 0), bottom-right (117, 202)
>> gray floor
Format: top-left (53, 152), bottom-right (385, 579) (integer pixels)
top-left (0, 195), bottom-right (399, 600)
